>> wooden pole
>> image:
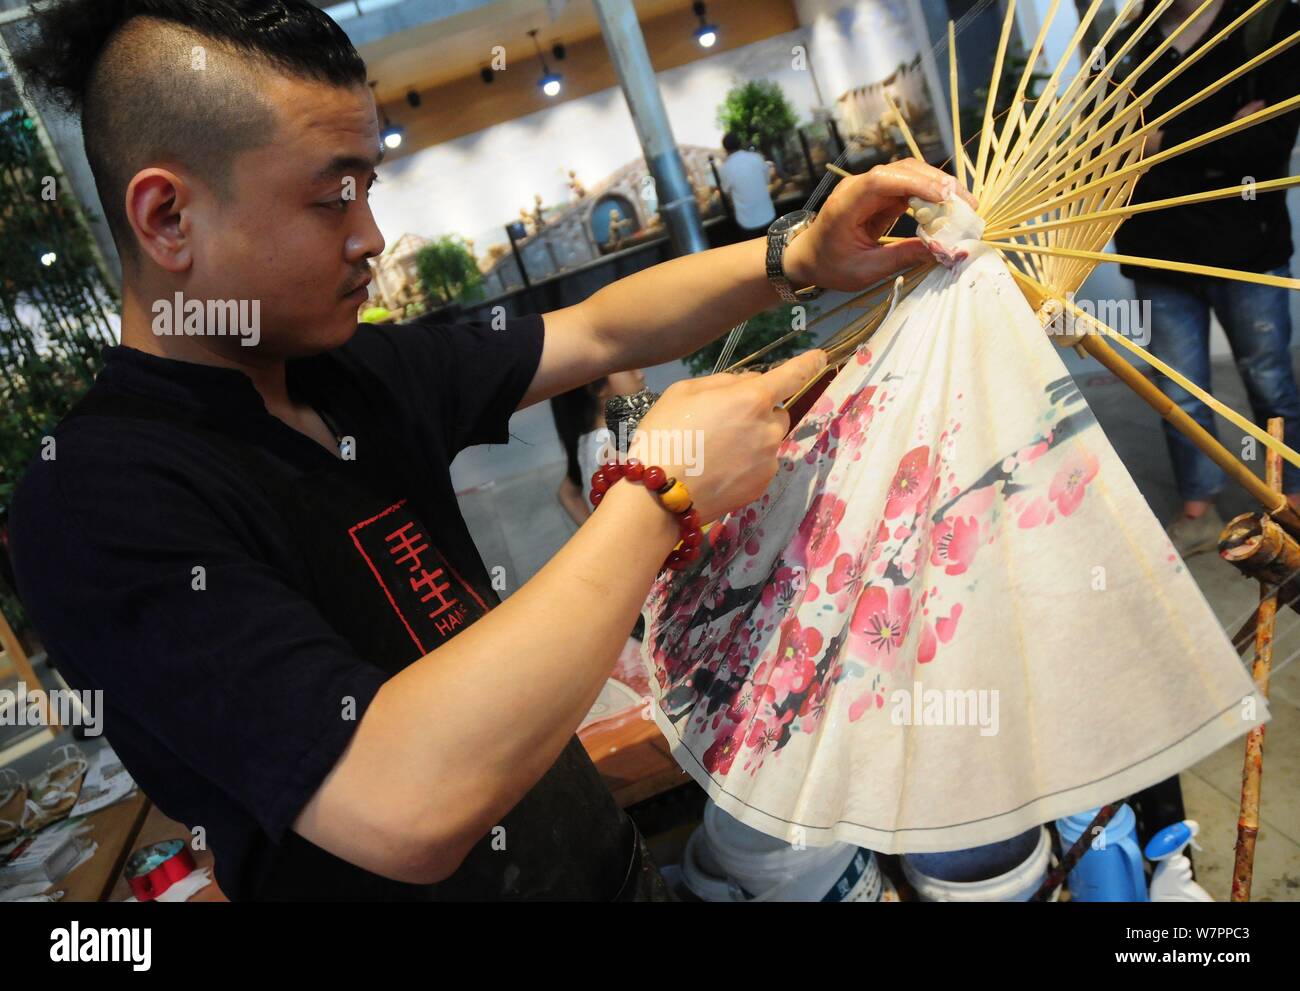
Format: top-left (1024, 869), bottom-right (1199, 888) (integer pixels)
top-left (1230, 418), bottom-right (1284, 901)
top-left (1075, 335), bottom-right (1300, 539)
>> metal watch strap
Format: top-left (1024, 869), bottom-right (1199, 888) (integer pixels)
top-left (766, 212), bottom-right (822, 303)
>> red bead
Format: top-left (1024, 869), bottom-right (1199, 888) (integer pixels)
top-left (591, 472), bottom-right (609, 494)
top-left (643, 466), bottom-right (667, 490)
top-left (606, 462), bottom-right (626, 481)
top-left (681, 529), bottom-right (702, 548)
top-left (590, 489), bottom-right (604, 506)
top-left (625, 461), bottom-right (645, 482)
top-left (679, 546), bottom-right (700, 563)
top-left (679, 508), bottom-right (701, 529)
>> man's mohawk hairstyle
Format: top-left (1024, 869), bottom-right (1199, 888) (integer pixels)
top-left (14, 0), bottom-right (367, 111)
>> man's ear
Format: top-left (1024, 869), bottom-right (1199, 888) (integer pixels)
top-left (124, 167), bottom-right (194, 273)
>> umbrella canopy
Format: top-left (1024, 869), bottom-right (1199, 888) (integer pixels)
top-left (640, 234), bottom-right (1266, 854)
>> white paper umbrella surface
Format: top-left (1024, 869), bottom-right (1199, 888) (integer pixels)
top-left (639, 245), bottom-right (1267, 854)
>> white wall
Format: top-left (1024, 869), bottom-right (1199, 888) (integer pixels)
top-left (793, 0), bottom-right (924, 101)
top-left (368, 28), bottom-right (820, 254)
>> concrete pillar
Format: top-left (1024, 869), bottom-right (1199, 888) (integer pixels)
top-left (593, 0), bottom-right (709, 256)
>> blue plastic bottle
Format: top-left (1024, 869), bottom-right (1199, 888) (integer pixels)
top-left (1055, 804), bottom-right (1148, 901)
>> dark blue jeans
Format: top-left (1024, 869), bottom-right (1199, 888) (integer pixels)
top-left (1137, 267), bottom-right (1300, 500)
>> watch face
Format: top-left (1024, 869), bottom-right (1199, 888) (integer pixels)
top-left (771, 209), bottom-right (814, 235)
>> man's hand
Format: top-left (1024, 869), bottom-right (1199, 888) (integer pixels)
top-left (629, 349), bottom-right (828, 523)
top-left (1233, 98), bottom-right (1267, 121)
top-left (785, 159), bottom-right (978, 292)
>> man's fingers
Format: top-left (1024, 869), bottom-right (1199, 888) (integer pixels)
top-left (864, 237), bottom-right (932, 275)
top-left (870, 159), bottom-right (977, 210)
top-left (692, 369), bottom-right (761, 388)
top-left (756, 349), bottom-right (828, 407)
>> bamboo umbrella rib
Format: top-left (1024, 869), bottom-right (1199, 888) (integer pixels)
top-left (975, 0), bottom-right (1020, 195)
top-left (960, 146), bottom-right (977, 181)
top-left (883, 92), bottom-right (925, 162)
top-left (992, 0), bottom-right (1246, 205)
top-left (1009, 24), bottom-right (1300, 216)
top-left (988, 93), bottom-right (1300, 230)
top-left (996, 0), bottom-right (1285, 216)
top-left (989, 0), bottom-right (1113, 195)
top-left (989, 0), bottom-right (1157, 195)
top-left (949, 20), bottom-right (966, 188)
top-left (985, 240), bottom-right (1300, 290)
top-left (982, 0), bottom-right (1149, 192)
top-left (984, 175), bottom-right (1300, 239)
top-left (1007, 268), bottom-right (1300, 472)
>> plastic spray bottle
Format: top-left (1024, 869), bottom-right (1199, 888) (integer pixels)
top-left (1143, 820), bottom-right (1213, 902)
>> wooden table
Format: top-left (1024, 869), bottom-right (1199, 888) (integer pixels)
top-left (581, 716), bottom-right (691, 808)
top-left (108, 803), bottom-right (223, 902)
top-left (45, 791), bottom-right (151, 902)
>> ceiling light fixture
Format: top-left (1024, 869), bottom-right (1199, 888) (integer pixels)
top-left (529, 29), bottom-right (563, 97)
top-left (693, 1), bottom-right (718, 48)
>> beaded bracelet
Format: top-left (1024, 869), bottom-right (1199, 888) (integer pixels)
top-left (589, 459), bottom-right (703, 572)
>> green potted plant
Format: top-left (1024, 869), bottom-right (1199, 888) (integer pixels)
top-left (415, 236), bottom-right (486, 307)
top-left (717, 80), bottom-right (800, 168)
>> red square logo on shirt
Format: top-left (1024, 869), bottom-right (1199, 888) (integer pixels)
top-left (348, 499), bottom-right (489, 652)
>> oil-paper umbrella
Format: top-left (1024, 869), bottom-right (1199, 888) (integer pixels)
top-left (635, 0), bottom-right (1297, 853)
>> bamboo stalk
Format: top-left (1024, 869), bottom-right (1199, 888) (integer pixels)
top-left (1222, 513), bottom-right (1300, 655)
top-left (1082, 335), bottom-right (1300, 529)
top-left (1231, 418), bottom-right (1283, 902)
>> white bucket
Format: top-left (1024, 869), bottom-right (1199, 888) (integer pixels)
top-left (695, 801), bottom-right (890, 902)
top-left (902, 826), bottom-right (1056, 901)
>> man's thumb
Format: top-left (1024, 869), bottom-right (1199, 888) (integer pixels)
top-left (760, 349), bottom-right (828, 406)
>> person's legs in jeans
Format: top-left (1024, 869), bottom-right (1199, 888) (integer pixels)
top-left (1138, 278), bottom-right (1224, 512)
top-left (1208, 266), bottom-right (1300, 505)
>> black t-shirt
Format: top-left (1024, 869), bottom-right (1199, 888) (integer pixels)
top-left (8, 316), bottom-right (640, 900)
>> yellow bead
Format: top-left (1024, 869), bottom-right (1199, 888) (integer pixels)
top-left (659, 480), bottom-right (692, 513)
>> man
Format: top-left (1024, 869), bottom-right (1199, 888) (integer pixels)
top-left (1113, 0), bottom-right (1300, 555)
top-left (717, 131), bottom-right (779, 239)
top-left (8, 0), bottom-right (966, 900)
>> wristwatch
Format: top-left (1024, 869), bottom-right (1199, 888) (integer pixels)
top-left (766, 209), bottom-right (823, 303)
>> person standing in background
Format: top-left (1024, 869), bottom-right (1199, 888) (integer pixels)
top-left (718, 131), bottom-right (779, 240)
top-left (1113, 0), bottom-right (1300, 555)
